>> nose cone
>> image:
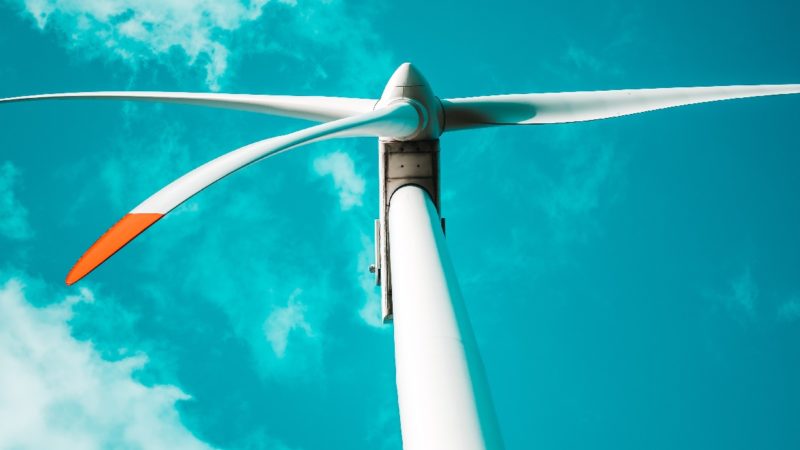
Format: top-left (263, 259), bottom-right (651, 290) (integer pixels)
top-left (387, 62), bottom-right (428, 87)
top-left (380, 62), bottom-right (433, 102)
top-left (377, 62), bottom-right (442, 139)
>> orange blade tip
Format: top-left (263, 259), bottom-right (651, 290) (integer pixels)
top-left (65, 213), bottom-right (163, 285)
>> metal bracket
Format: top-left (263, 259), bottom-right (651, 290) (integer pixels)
top-left (376, 139), bottom-right (440, 322)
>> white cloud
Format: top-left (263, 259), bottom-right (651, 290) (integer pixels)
top-left (263, 288), bottom-right (314, 358)
top-left (0, 277), bottom-right (213, 450)
top-left (313, 151), bottom-right (365, 210)
top-left (13, 0), bottom-right (395, 93)
top-left (16, 0), bottom-right (274, 90)
top-left (0, 161), bottom-right (33, 240)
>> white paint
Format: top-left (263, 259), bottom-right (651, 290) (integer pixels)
top-left (389, 185), bottom-right (503, 450)
top-left (0, 91), bottom-right (375, 123)
top-left (444, 84), bottom-right (800, 129)
top-left (375, 62), bottom-right (443, 140)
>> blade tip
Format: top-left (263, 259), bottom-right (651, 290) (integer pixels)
top-left (64, 212), bottom-right (163, 286)
top-left (65, 260), bottom-right (90, 285)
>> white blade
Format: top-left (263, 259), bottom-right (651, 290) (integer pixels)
top-left (442, 84), bottom-right (800, 130)
top-left (64, 101), bottom-right (419, 285)
top-left (0, 91), bottom-right (377, 123)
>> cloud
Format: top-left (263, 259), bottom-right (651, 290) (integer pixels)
top-left (271, 0), bottom-right (395, 94)
top-left (263, 288), bottom-right (316, 360)
top-left (0, 161), bottom-right (33, 240)
top-left (542, 8), bottom-right (640, 83)
top-left (543, 43), bottom-right (624, 83)
top-left (778, 297), bottom-right (800, 322)
top-left (12, 0), bottom-right (395, 92)
top-left (311, 157), bottom-right (387, 330)
top-left (536, 127), bottom-right (623, 245)
top-left (32, 0), bottom-right (397, 377)
top-left (542, 142), bottom-right (616, 221)
top-left (0, 277), bottom-right (212, 450)
top-left (364, 401), bottom-right (401, 450)
top-left (313, 150), bottom-right (366, 211)
top-left (709, 268), bottom-right (759, 321)
top-left (728, 268), bottom-right (758, 317)
top-left (77, 109), bottom-right (336, 379)
top-left (561, 45), bottom-right (624, 78)
top-left (356, 233), bottom-right (383, 328)
top-left (14, 0), bottom-right (274, 90)
top-left (99, 121), bottom-right (196, 211)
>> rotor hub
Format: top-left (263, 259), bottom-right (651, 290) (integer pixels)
top-left (376, 63), bottom-right (443, 140)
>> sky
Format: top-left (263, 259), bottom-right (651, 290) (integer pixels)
top-left (1, 0), bottom-right (799, 449)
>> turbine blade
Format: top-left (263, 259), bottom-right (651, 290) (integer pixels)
top-left (442, 84), bottom-right (800, 130)
top-left (65, 102), bottom-right (420, 285)
top-left (0, 91), bottom-right (377, 123)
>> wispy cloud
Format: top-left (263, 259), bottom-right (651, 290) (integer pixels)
top-left (543, 8), bottom-right (640, 83)
top-left (708, 267), bottom-right (759, 322)
top-left (14, 0), bottom-right (281, 90)
top-left (263, 288), bottom-right (314, 358)
top-left (0, 161), bottom-right (33, 240)
top-left (0, 277), bottom-right (212, 449)
top-left (313, 150), bottom-right (366, 211)
top-left (23, 0), bottom-right (397, 383)
top-left (526, 126), bottom-right (624, 246)
top-left (12, 0), bottom-right (394, 92)
top-left (559, 44), bottom-right (624, 78)
top-left (777, 296), bottom-right (800, 322)
top-left (98, 121), bottom-right (196, 211)
top-left (80, 112), bottom-right (338, 379)
top-left (356, 233), bottom-right (383, 328)
top-left (540, 139), bottom-right (618, 243)
top-left (364, 401), bottom-right (401, 450)
top-left (728, 268), bottom-right (758, 317)
top-left (440, 124), bottom-right (625, 296)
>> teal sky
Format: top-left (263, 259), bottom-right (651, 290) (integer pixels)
top-left (1, 0), bottom-right (799, 449)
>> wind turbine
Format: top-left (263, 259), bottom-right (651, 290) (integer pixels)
top-left (2, 63), bottom-right (799, 450)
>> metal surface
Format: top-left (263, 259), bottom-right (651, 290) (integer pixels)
top-left (376, 139), bottom-right (440, 321)
top-left (389, 185), bottom-right (503, 450)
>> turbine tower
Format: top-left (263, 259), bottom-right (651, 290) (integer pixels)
top-left (2, 63), bottom-right (798, 450)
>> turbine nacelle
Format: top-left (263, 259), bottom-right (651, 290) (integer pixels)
top-left (377, 63), bottom-right (444, 140)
